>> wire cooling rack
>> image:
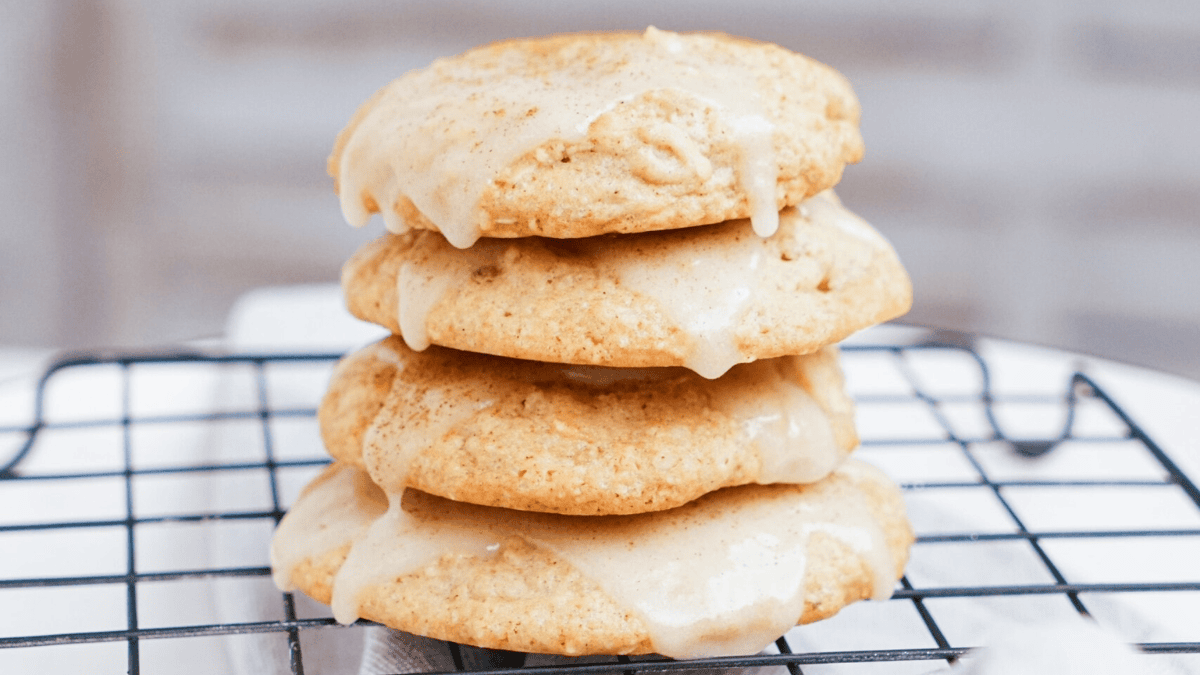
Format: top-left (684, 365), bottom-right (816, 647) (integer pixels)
top-left (1, 339), bottom-right (1199, 674)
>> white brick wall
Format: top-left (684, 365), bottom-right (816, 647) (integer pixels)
top-left (2, 0), bottom-right (1199, 376)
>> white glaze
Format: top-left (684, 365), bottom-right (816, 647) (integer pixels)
top-left (611, 220), bottom-right (765, 379)
top-left (391, 192), bottom-right (872, 378)
top-left (269, 464), bottom-right (387, 591)
top-left (336, 27), bottom-right (778, 248)
top-left (715, 359), bottom-right (841, 484)
top-left (802, 191), bottom-right (883, 244)
top-left (305, 461), bottom-right (896, 659)
top-left (360, 344), bottom-right (499, 494)
top-left (331, 496), bottom-right (502, 625)
top-left (397, 238), bottom-right (504, 351)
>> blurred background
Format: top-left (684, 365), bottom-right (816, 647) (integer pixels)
top-left (2, 0), bottom-right (1199, 378)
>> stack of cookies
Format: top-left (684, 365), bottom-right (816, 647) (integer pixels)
top-left (271, 28), bottom-right (915, 659)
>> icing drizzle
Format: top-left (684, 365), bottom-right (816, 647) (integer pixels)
top-left (272, 462), bottom-right (898, 659)
top-left (391, 192), bottom-right (877, 378)
top-left (336, 27), bottom-right (779, 249)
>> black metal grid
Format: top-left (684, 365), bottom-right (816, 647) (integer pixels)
top-left (1, 339), bottom-right (1199, 674)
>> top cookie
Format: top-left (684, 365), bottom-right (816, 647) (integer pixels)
top-left (329, 28), bottom-right (863, 248)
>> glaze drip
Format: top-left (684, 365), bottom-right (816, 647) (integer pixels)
top-left (394, 193), bottom-right (867, 378)
top-left (272, 462), bottom-right (899, 659)
top-left (336, 27), bottom-right (780, 249)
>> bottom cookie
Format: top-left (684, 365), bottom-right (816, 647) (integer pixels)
top-left (271, 461), bottom-right (912, 659)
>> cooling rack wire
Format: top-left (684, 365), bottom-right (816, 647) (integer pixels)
top-left (1, 339), bottom-right (1198, 674)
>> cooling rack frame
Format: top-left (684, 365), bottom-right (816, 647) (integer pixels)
top-left (1, 339), bottom-right (1199, 674)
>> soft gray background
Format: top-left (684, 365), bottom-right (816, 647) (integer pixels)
top-left (3, 0), bottom-right (1199, 378)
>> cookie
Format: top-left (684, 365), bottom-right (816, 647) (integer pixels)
top-left (342, 190), bottom-right (912, 378)
top-left (319, 336), bottom-right (858, 516)
top-left (271, 460), bottom-right (913, 658)
top-left (329, 28), bottom-right (863, 248)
